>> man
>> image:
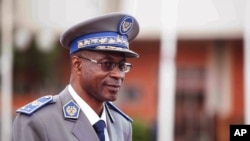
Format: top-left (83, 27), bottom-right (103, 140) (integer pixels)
top-left (12, 12), bottom-right (140, 141)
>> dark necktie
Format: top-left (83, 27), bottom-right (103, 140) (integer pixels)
top-left (93, 120), bottom-right (106, 141)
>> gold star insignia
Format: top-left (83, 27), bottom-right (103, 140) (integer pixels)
top-left (108, 38), bottom-right (116, 44)
top-left (91, 38), bottom-right (99, 44)
top-left (100, 38), bottom-right (108, 44)
top-left (83, 39), bottom-right (90, 46)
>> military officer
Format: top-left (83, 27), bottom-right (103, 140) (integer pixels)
top-left (12, 12), bottom-right (140, 141)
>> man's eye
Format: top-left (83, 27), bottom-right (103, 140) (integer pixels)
top-left (119, 63), bottom-right (126, 68)
top-left (101, 61), bottom-right (113, 67)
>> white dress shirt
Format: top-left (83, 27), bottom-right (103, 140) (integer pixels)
top-left (68, 85), bottom-right (110, 141)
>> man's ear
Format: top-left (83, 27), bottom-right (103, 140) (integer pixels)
top-left (71, 56), bottom-right (82, 75)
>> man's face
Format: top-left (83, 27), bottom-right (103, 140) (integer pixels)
top-left (77, 50), bottom-right (127, 102)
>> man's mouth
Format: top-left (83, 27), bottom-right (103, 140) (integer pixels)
top-left (106, 84), bottom-right (121, 92)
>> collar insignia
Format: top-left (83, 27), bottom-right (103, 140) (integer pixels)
top-left (63, 100), bottom-right (80, 119)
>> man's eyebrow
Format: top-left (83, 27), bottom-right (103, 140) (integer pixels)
top-left (100, 56), bottom-right (126, 62)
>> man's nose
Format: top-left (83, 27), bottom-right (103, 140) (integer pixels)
top-left (109, 65), bottom-right (125, 79)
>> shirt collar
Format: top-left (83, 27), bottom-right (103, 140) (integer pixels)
top-left (68, 84), bottom-right (107, 125)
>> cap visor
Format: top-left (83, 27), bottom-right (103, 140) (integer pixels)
top-left (84, 46), bottom-right (139, 58)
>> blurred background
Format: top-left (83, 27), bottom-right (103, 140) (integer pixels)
top-left (0, 0), bottom-right (249, 141)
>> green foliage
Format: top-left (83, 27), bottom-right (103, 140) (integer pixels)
top-left (13, 40), bottom-right (63, 94)
top-left (132, 120), bottom-right (153, 141)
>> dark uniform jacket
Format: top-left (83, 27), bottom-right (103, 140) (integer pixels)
top-left (12, 87), bottom-right (133, 141)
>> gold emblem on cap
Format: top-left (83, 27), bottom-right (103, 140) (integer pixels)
top-left (108, 38), bottom-right (116, 44)
top-left (92, 38), bottom-right (99, 44)
top-left (100, 38), bottom-right (108, 44)
top-left (122, 21), bottom-right (133, 33)
top-left (116, 36), bottom-right (123, 43)
top-left (83, 40), bottom-right (90, 46)
top-left (78, 42), bottom-right (84, 48)
top-left (77, 35), bottom-right (128, 49)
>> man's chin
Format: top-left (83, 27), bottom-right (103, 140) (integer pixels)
top-left (107, 96), bottom-right (117, 102)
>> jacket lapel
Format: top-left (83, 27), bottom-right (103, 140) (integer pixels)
top-left (71, 112), bottom-right (99, 141)
top-left (105, 103), bottom-right (118, 141)
top-left (106, 115), bottom-right (117, 141)
top-left (59, 87), bottom-right (99, 141)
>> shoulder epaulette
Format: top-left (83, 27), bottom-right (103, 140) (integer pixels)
top-left (16, 95), bottom-right (54, 115)
top-left (106, 102), bottom-right (133, 122)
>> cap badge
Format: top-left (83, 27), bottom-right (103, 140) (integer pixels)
top-left (63, 100), bottom-right (80, 119)
top-left (118, 16), bottom-right (134, 35)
